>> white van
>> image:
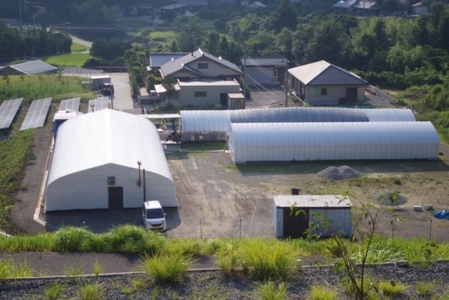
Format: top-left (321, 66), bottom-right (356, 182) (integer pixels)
top-left (142, 201), bottom-right (166, 231)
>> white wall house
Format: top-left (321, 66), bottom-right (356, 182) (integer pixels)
top-left (288, 60), bottom-right (368, 105)
top-left (45, 109), bottom-right (177, 211)
top-left (178, 79), bottom-right (241, 107)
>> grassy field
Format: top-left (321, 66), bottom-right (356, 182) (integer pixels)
top-left (45, 53), bottom-right (91, 68)
top-left (150, 30), bottom-right (177, 46)
top-left (0, 74), bottom-right (96, 103)
top-left (70, 42), bottom-right (87, 52)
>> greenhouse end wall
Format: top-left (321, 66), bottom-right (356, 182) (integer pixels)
top-left (229, 122), bottom-right (440, 163)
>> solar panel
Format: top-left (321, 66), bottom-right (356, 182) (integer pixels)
top-left (59, 97), bottom-right (80, 111)
top-left (87, 97), bottom-right (111, 113)
top-left (20, 97), bottom-right (52, 131)
top-left (0, 98), bottom-right (23, 129)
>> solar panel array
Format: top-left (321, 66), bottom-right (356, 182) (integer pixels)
top-left (0, 98), bottom-right (23, 129)
top-left (59, 97), bottom-right (80, 111)
top-left (87, 97), bottom-right (111, 113)
top-left (20, 97), bottom-right (52, 131)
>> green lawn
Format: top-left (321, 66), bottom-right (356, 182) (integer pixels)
top-left (45, 53), bottom-right (91, 68)
top-left (71, 42), bottom-right (87, 52)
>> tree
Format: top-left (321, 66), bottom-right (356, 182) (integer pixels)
top-left (270, 0), bottom-right (298, 32)
top-left (162, 76), bottom-right (177, 104)
top-left (173, 16), bottom-right (206, 52)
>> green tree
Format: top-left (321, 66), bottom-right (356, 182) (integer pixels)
top-left (162, 76), bottom-right (177, 104)
top-left (204, 31), bottom-right (220, 56)
top-left (270, 0), bottom-right (298, 32)
top-left (173, 16), bottom-right (206, 52)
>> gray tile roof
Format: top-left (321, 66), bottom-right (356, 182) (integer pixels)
top-left (160, 48), bottom-right (242, 77)
top-left (242, 57), bottom-right (288, 67)
top-left (288, 60), bottom-right (367, 86)
top-left (10, 60), bottom-right (58, 75)
top-left (333, 0), bottom-right (357, 8)
top-left (352, 1), bottom-right (378, 9)
top-left (149, 53), bottom-right (189, 68)
top-left (177, 0), bottom-right (209, 6)
top-left (160, 4), bottom-right (186, 10)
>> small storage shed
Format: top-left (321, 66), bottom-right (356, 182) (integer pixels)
top-left (273, 195), bottom-right (352, 238)
top-left (46, 109), bottom-right (177, 211)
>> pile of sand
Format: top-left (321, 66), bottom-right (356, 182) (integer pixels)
top-left (316, 165), bottom-right (362, 180)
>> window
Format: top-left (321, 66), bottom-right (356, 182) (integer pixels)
top-left (309, 87), bottom-right (327, 96)
top-left (198, 63), bottom-right (209, 69)
top-left (194, 91), bottom-right (207, 97)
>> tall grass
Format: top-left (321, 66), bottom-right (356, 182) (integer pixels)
top-left (310, 285), bottom-right (337, 300)
top-left (0, 259), bottom-right (36, 280)
top-left (378, 281), bottom-right (409, 296)
top-left (78, 283), bottom-right (104, 300)
top-left (256, 281), bottom-right (288, 300)
top-left (240, 238), bottom-right (300, 282)
top-left (44, 281), bottom-right (65, 300)
top-left (140, 252), bottom-right (192, 284)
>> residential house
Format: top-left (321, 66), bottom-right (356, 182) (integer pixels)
top-left (177, 0), bottom-right (209, 11)
top-left (160, 4), bottom-right (187, 20)
top-left (158, 49), bottom-right (243, 107)
top-left (411, 2), bottom-right (428, 15)
top-left (288, 60), bottom-right (367, 106)
top-left (333, 0), bottom-right (381, 15)
top-left (149, 52), bottom-right (189, 73)
top-left (241, 56), bottom-right (288, 86)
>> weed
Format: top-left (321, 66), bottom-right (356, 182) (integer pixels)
top-left (416, 281), bottom-right (434, 296)
top-left (256, 281), bottom-right (287, 300)
top-left (93, 260), bottom-right (102, 278)
top-left (141, 252), bottom-right (191, 284)
top-left (310, 284), bottom-right (337, 300)
top-left (131, 278), bottom-right (148, 290)
top-left (378, 280), bottom-right (409, 296)
top-left (216, 244), bottom-right (239, 276)
top-left (151, 286), bottom-right (161, 300)
top-left (44, 281), bottom-right (65, 300)
top-left (64, 264), bottom-right (84, 280)
top-left (0, 259), bottom-right (35, 280)
top-left (78, 283), bottom-right (104, 300)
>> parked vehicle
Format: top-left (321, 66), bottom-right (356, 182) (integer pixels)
top-left (138, 90), bottom-right (160, 104)
top-left (142, 200), bottom-right (166, 231)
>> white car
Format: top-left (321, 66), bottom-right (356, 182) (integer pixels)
top-left (142, 201), bottom-right (166, 231)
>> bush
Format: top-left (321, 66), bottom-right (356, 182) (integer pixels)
top-left (54, 227), bottom-right (93, 252)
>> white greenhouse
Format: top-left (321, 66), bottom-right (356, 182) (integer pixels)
top-left (180, 108), bottom-right (416, 141)
top-left (228, 122), bottom-right (440, 163)
top-left (46, 109), bottom-right (177, 211)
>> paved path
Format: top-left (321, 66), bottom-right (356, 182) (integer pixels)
top-left (70, 35), bottom-right (92, 54)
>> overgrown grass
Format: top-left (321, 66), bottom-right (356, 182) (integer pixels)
top-left (416, 281), bottom-right (434, 297)
top-left (71, 42), bottom-right (87, 52)
top-left (140, 252), bottom-right (192, 284)
top-left (44, 281), bottom-right (65, 300)
top-left (0, 259), bottom-right (37, 280)
top-left (378, 280), bottom-right (409, 296)
top-left (45, 53), bottom-right (91, 68)
top-left (310, 284), bottom-right (337, 300)
top-left (0, 74), bottom-right (95, 102)
top-left (150, 31), bottom-right (177, 45)
top-left (256, 281), bottom-right (288, 300)
top-left (78, 283), bottom-right (105, 300)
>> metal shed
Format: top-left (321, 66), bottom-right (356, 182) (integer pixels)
top-left (273, 195), bottom-right (352, 238)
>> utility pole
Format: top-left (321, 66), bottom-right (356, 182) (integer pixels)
top-left (284, 60), bottom-right (289, 107)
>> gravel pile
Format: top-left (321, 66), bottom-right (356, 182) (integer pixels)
top-left (316, 165), bottom-right (362, 180)
top-left (373, 190), bottom-right (408, 206)
top-left (1, 263), bottom-right (449, 299)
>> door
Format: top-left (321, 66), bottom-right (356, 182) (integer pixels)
top-left (108, 187), bottom-right (123, 210)
top-left (345, 87), bottom-right (358, 103)
top-left (283, 208), bottom-right (309, 238)
top-left (220, 93), bottom-right (228, 107)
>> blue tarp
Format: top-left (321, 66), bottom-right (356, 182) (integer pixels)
top-left (434, 210), bottom-right (449, 220)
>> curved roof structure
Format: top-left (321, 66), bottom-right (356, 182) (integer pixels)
top-left (48, 109), bottom-right (172, 184)
top-left (46, 109), bottom-right (176, 210)
top-left (364, 108), bottom-right (415, 122)
top-left (180, 108), bottom-right (416, 135)
top-left (229, 107), bottom-right (369, 123)
top-left (181, 110), bottom-right (230, 132)
top-left (228, 122), bottom-right (439, 163)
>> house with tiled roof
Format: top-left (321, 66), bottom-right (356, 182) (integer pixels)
top-left (288, 60), bottom-right (367, 105)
